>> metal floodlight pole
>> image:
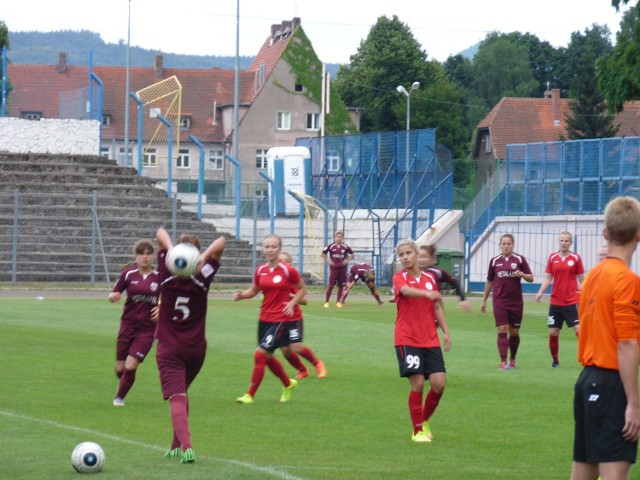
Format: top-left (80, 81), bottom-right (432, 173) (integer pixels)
top-left (396, 81), bottom-right (419, 209)
top-left (129, 92), bottom-right (144, 175)
top-left (189, 134), bottom-right (206, 220)
top-left (124, 0), bottom-right (132, 167)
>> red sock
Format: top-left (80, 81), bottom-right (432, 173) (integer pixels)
top-left (285, 352), bottom-right (307, 373)
top-left (497, 333), bottom-right (508, 361)
top-left (248, 350), bottom-right (268, 397)
top-left (549, 335), bottom-right (559, 362)
top-left (409, 390), bottom-right (423, 434)
top-left (509, 335), bottom-right (520, 360)
top-left (423, 389), bottom-right (444, 421)
top-left (116, 368), bottom-right (136, 399)
top-left (169, 395), bottom-right (191, 450)
top-left (266, 356), bottom-right (291, 386)
top-left (298, 346), bottom-right (319, 365)
top-left (337, 285), bottom-right (344, 302)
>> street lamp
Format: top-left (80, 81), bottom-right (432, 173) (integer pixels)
top-left (396, 81), bottom-right (420, 130)
top-left (396, 81), bottom-right (419, 208)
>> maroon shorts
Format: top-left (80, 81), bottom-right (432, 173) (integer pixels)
top-left (116, 326), bottom-right (155, 362)
top-left (156, 341), bottom-right (207, 400)
top-left (493, 305), bottom-right (523, 328)
top-left (329, 266), bottom-right (348, 286)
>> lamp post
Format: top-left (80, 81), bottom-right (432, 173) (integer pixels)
top-left (396, 82), bottom-right (419, 208)
top-left (397, 81), bottom-right (420, 131)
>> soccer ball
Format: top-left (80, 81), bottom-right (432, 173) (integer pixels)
top-left (166, 242), bottom-right (200, 277)
top-left (71, 442), bottom-right (105, 473)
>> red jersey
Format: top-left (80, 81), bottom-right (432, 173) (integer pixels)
top-left (111, 267), bottom-right (159, 329)
top-left (545, 251), bottom-right (585, 306)
top-left (348, 263), bottom-right (373, 283)
top-left (254, 262), bottom-right (302, 322)
top-left (486, 252), bottom-right (531, 308)
top-left (322, 242), bottom-right (354, 268)
top-left (155, 249), bottom-right (220, 347)
top-left (392, 269), bottom-right (440, 348)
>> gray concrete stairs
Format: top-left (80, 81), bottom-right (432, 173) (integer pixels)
top-left (0, 152), bottom-right (254, 284)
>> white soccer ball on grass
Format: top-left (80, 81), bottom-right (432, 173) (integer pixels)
top-left (71, 441), bottom-right (105, 473)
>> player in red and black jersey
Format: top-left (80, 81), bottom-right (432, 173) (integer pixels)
top-left (109, 239), bottom-right (159, 407)
top-left (155, 228), bottom-right (226, 464)
top-left (535, 231), bottom-right (585, 368)
top-left (234, 235), bottom-right (309, 404)
top-left (321, 231), bottom-right (355, 308)
top-left (481, 234), bottom-right (533, 370)
top-left (393, 240), bottom-right (451, 443)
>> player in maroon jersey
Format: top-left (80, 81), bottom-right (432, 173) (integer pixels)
top-left (418, 244), bottom-right (470, 313)
top-left (393, 239), bottom-right (451, 443)
top-left (535, 231), bottom-right (585, 368)
top-left (321, 231), bottom-right (355, 308)
top-left (276, 251), bottom-right (327, 380)
top-left (340, 263), bottom-right (384, 305)
top-left (109, 239), bottom-right (159, 407)
top-left (155, 228), bottom-right (226, 464)
top-left (480, 233), bottom-right (534, 370)
top-left (234, 235), bottom-right (308, 404)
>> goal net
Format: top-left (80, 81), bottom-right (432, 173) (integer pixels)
top-left (135, 76), bottom-right (183, 168)
top-left (288, 191), bottom-right (326, 281)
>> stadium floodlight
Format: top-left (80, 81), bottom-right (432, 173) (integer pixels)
top-left (396, 82), bottom-right (420, 131)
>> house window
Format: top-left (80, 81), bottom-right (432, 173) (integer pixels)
top-left (256, 188), bottom-right (267, 199)
top-left (294, 83), bottom-right (303, 93)
top-left (485, 133), bottom-right (492, 154)
top-left (119, 147), bottom-right (133, 165)
top-left (256, 148), bottom-right (268, 169)
top-left (277, 111), bottom-right (291, 130)
top-left (209, 149), bottom-right (224, 170)
top-left (100, 147), bottom-right (110, 158)
top-left (143, 148), bottom-right (157, 166)
top-left (306, 113), bottom-right (320, 131)
top-left (101, 115), bottom-right (111, 127)
top-left (21, 111), bottom-right (42, 120)
top-left (177, 148), bottom-right (190, 168)
top-left (327, 151), bottom-right (340, 172)
top-left (180, 116), bottom-right (191, 129)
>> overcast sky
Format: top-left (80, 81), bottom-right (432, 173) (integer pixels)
top-left (1, 0), bottom-right (630, 63)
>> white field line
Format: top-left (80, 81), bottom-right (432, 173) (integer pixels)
top-left (0, 409), bottom-right (306, 480)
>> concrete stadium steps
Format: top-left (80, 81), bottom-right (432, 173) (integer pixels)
top-left (0, 152), bottom-right (254, 284)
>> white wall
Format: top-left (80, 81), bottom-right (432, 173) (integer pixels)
top-left (0, 118), bottom-right (100, 155)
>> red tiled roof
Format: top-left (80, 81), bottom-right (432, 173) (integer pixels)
top-left (477, 92), bottom-right (640, 159)
top-left (5, 18), bottom-right (302, 144)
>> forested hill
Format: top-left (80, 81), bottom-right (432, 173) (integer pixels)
top-left (6, 30), bottom-right (254, 69)
top-left (6, 30), bottom-right (341, 76)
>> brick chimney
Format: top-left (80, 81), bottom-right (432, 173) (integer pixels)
top-left (551, 88), bottom-right (560, 127)
top-left (57, 52), bottom-right (67, 73)
top-left (153, 55), bottom-right (164, 79)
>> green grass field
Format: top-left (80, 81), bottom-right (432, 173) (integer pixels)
top-left (1, 292), bottom-right (583, 479)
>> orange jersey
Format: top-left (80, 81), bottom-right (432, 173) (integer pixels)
top-left (578, 257), bottom-right (640, 370)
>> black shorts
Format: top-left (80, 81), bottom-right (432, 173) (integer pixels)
top-left (257, 320), bottom-right (303, 353)
top-left (548, 304), bottom-right (579, 329)
top-left (573, 365), bottom-right (638, 464)
top-left (395, 345), bottom-right (446, 378)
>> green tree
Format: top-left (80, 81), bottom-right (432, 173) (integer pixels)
top-left (335, 15), bottom-right (428, 132)
top-left (597, 5), bottom-right (640, 111)
top-left (0, 21), bottom-right (8, 51)
top-left (472, 33), bottom-right (538, 108)
top-left (562, 25), bottom-right (618, 139)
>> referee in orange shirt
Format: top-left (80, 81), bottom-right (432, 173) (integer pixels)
top-left (572, 197), bottom-right (640, 480)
